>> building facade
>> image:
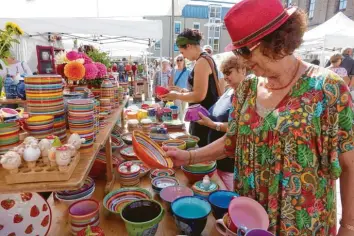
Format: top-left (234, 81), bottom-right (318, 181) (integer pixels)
top-left (146, 0), bottom-right (234, 59)
top-left (281, 0), bottom-right (354, 29)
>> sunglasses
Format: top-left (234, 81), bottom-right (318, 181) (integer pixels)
top-left (177, 59), bottom-right (183, 62)
top-left (233, 42), bottom-right (260, 59)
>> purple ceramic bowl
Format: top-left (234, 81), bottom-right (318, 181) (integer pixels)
top-left (69, 199), bottom-right (100, 220)
top-left (184, 104), bottom-right (210, 122)
top-left (160, 186), bottom-right (194, 203)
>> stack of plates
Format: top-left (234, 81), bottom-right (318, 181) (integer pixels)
top-left (100, 80), bottom-right (114, 106)
top-left (113, 87), bottom-right (119, 108)
top-left (99, 99), bottom-right (111, 114)
top-left (26, 115), bottom-right (54, 140)
top-left (68, 99), bottom-right (95, 149)
top-left (24, 75), bottom-right (67, 140)
top-left (0, 108), bottom-right (20, 123)
top-left (94, 99), bottom-right (100, 135)
top-left (118, 87), bottom-right (124, 104)
top-left (0, 122), bottom-right (20, 154)
top-left (99, 112), bottom-right (108, 128)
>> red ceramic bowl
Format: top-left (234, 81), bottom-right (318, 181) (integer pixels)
top-left (181, 166), bottom-right (216, 183)
top-left (155, 86), bottom-right (169, 97)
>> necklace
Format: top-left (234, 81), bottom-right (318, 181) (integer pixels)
top-left (265, 59), bottom-right (301, 91)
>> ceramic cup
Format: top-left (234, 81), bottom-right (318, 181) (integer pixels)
top-left (121, 199), bottom-right (164, 236)
top-left (215, 213), bottom-right (237, 236)
top-left (237, 228), bottom-right (274, 236)
top-left (171, 196), bottom-right (211, 236)
top-left (69, 199), bottom-right (100, 234)
top-left (170, 105), bottom-right (179, 120)
top-left (208, 191), bottom-right (239, 219)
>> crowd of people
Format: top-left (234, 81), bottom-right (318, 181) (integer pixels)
top-left (151, 0), bottom-right (354, 235)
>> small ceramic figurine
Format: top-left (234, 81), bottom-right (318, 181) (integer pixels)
top-left (67, 133), bottom-right (86, 150)
top-left (202, 175), bottom-right (211, 188)
top-left (55, 146), bottom-right (71, 171)
top-left (23, 143), bottom-right (41, 169)
top-left (63, 143), bottom-right (77, 157)
top-left (47, 136), bottom-right (62, 167)
top-left (23, 136), bottom-right (38, 146)
top-left (38, 138), bottom-right (52, 164)
top-left (0, 151), bottom-right (22, 174)
top-left (12, 143), bottom-right (25, 158)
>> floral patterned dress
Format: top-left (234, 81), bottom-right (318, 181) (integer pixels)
top-left (224, 65), bottom-right (354, 236)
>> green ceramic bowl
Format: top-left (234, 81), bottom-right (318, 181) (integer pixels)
top-left (183, 161), bottom-right (216, 173)
top-left (178, 135), bottom-right (200, 149)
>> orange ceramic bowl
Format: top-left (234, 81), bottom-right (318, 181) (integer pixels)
top-left (132, 131), bottom-right (173, 169)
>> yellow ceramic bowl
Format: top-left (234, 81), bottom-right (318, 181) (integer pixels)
top-left (27, 115), bottom-right (54, 123)
top-left (162, 139), bottom-right (186, 150)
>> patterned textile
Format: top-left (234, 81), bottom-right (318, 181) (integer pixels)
top-left (224, 66), bottom-right (354, 235)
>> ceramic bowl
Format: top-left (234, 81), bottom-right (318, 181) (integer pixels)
top-left (208, 191), bottom-right (239, 220)
top-left (77, 226), bottom-right (105, 236)
top-left (55, 187), bottom-right (95, 205)
top-left (111, 134), bottom-right (125, 150)
top-left (181, 165), bottom-right (217, 183)
top-left (132, 131), bottom-right (173, 169)
top-left (155, 86), bottom-right (169, 97)
top-left (120, 146), bottom-right (138, 161)
top-left (184, 104), bottom-right (210, 122)
top-left (177, 135), bottom-right (200, 149)
top-left (56, 177), bottom-right (95, 197)
top-left (103, 188), bottom-right (152, 216)
top-left (132, 160), bottom-right (151, 177)
top-left (183, 161), bottom-right (216, 173)
top-left (228, 197), bottom-right (269, 234)
top-left (192, 178), bottom-right (219, 199)
top-left (121, 200), bottom-right (164, 236)
top-left (69, 199), bottom-right (100, 234)
top-left (71, 214), bottom-right (100, 233)
top-left (171, 196), bottom-right (211, 236)
top-left (151, 176), bottom-right (179, 193)
top-left (215, 213), bottom-right (237, 236)
top-left (162, 139), bottom-right (186, 150)
top-left (159, 186), bottom-right (194, 209)
top-left (121, 132), bottom-right (133, 145)
top-left (150, 168), bottom-right (175, 179)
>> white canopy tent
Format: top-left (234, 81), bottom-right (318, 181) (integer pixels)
top-left (303, 12), bottom-right (354, 48)
top-left (0, 0), bottom-right (190, 17)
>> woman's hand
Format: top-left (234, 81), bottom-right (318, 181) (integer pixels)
top-left (196, 112), bottom-right (214, 128)
top-left (160, 91), bottom-right (180, 101)
top-left (162, 146), bottom-right (190, 167)
top-left (168, 85), bottom-right (182, 92)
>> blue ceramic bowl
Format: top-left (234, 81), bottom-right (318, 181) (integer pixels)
top-left (171, 196), bottom-right (211, 236)
top-left (208, 190), bottom-right (239, 220)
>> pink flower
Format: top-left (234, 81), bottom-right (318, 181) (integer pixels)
top-left (79, 52), bottom-right (93, 64)
top-left (95, 62), bottom-right (107, 78)
top-left (66, 51), bottom-right (80, 61)
top-left (84, 63), bottom-right (98, 80)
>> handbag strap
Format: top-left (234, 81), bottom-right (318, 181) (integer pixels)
top-left (174, 68), bottom-right (187, 86)
top-left (199, 54), bottom-right (222, 97)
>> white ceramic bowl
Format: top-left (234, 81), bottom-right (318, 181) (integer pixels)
top-left (55, 187), bottom-right (95, 206)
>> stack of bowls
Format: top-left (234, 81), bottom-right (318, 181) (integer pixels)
top-left (100, 79), bottom-right (114, 112)
top-left (0, 108), bottom-right (20, 122)
top-left (24, 75), bottom-right (67, 140)
top-left (94, 99), bottom-right (100, 136)
top-left (150, 168), bottom-right (175, 179)
top-left (151, 176), bottom-right (179, 194)
top-left (113, 86), bottom-right (119, 108)
top-left (26, 115), bottom-right (54, 140)
top-left (99, 98), bottom-right (111, 114)
top-left (99, 112), bottom-right (109, 128)
top-left (0, 122), bottom-right (20, 154)
top-left (69, 199), bottom-right (100, 235)
top-left (68, 99), bottom-right (95, 149)
top-left (103, 187), bottom-right (152, 216)
top-left (181, 161), bottom-right (217, 183)
top-left (117, 161), bottom-right (141, 187)
top-left (55, 177), bottom-right (95, 206)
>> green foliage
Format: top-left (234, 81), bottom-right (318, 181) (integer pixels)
top-left (339, 106), bottom-right (354, 131)
top-left (296, 209), bottom-right (311, 230)
top-left (0, 26), bottom-right (21, 59)
top-left (87, 49), bottom-right (111, 68)
top-left (296, 144), bottom-right (313, 168)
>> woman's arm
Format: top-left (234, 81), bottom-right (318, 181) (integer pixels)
top-left (197, 112), bottom-right (228, 132)
top-left (161, 58), bottom-right (211, 103)
top-left (163, 135), bottom-right (227, 167)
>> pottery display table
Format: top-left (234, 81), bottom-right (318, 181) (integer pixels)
top-left (47, 170), bottom-right (226, 236)
top-left (0, 96), bottom-right (129, 194)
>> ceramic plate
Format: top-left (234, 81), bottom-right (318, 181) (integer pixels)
top-left (150, 168), bottom-right (176, 179)
top-left (120, 146), bottom-right (137, 159)
top-left (0, 192), bottom-right (52, 236)
top-left (152, 176), bottom-right (179, 189)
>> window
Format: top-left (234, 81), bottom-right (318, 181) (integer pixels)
top-left (214, 27), bottom-right (220, 38)
top-left (154, 41), bottom-right (160, 50)
top-left (308, 0), bottom-right (316, 19)
top-left (174, 43), bottom-right (179, 52)
top-left (287, 0), bottom-right (292, 7)
top-left (174, 21), bottom-right (181, 35)
top-left (339, 0), bottom-right (347, 10)
top-left (209, 5), bottom-right (221, 19)
top-left (213, 39), bottom-right (219, 52)
top-left (193, 22), bottom-right (200, 31)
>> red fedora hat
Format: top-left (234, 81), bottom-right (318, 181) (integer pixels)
top-left (224, 0), bottom-right (297, 51)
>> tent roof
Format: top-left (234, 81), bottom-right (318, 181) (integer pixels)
top-left (1, 0), bottom-right (190, 17)
top-left (0, 17), bottom-right (163, 40)
top-left (303, 12), bottom-right (354, 48)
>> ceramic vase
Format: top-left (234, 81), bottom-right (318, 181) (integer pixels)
top-left (16, 79), bottom-right (26, 100)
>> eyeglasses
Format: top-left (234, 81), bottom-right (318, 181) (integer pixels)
top-left (177, 59), bottom-right (183, 62)
top-left (232, 42), bottom-right (260, 59)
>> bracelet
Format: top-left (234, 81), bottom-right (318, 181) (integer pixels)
top-left (191, 150), bottom-right (197, 165)
top-left (340, 219), bottom-right (354, 231)
top-left (188, 151), bottom-right (192, 165)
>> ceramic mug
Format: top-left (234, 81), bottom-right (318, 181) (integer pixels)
top-left (215, 213), bottom-right (237, 235)
top-left (237, 228), bottom-right (274, 236)
top-left (121, 199), bottom-right (164, 236)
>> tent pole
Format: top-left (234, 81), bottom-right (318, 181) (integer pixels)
top-left (171, 0), bottom-right (175, 68)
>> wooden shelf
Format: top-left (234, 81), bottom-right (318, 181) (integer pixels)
top-left (0, 96), bottom-right (129, 193)
top-left (47, 170), bottom-right (226, 236)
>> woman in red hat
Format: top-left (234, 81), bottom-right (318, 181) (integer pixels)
top-left (163, 0), bottom-right (354, 235)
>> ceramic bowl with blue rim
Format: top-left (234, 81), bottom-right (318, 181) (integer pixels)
top-left (208, 190), bottom-right (239, 219)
